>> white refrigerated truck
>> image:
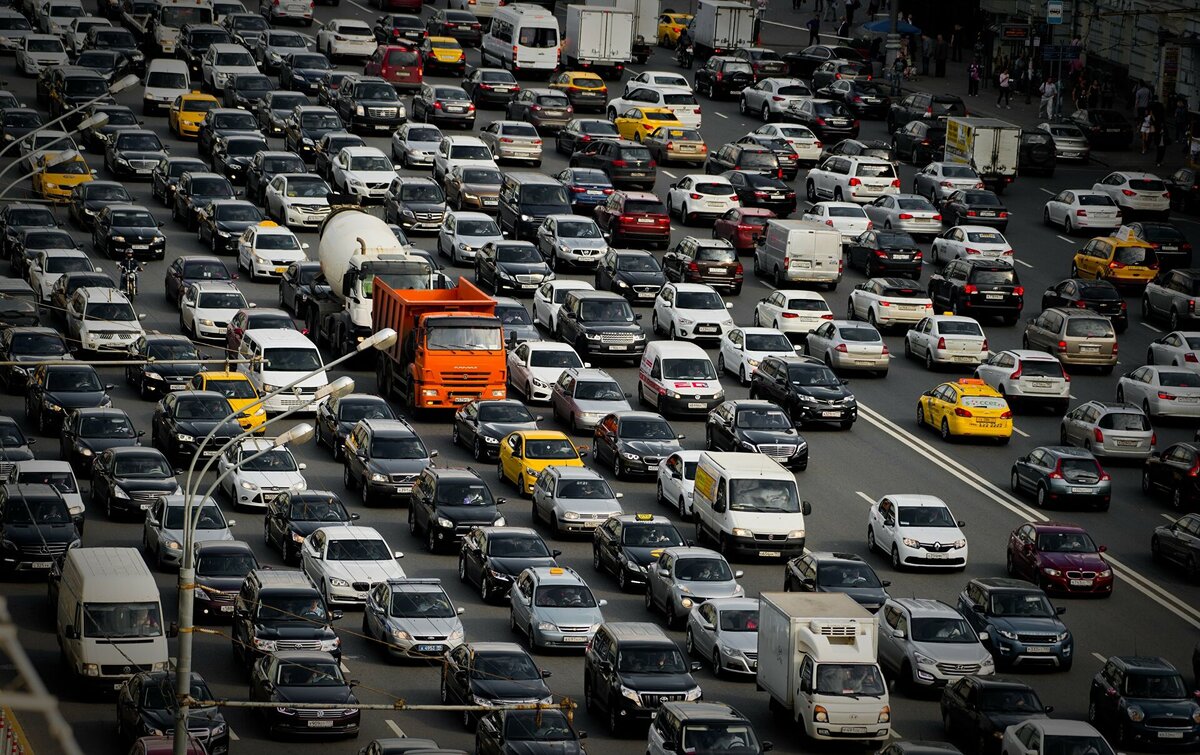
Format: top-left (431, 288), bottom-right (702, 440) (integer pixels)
top-left (943, 117), bottom-right (1022, 193)
top-left (564, 4), bottom-right (634, 78)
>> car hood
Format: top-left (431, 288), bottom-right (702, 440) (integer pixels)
top-left (488, 555), bottom-right (557, 576)
top-left (797, 383), bottom-right (853, 401)
top-left (367, 457), bottom-right (430, 474)
top-left (615, 672), bottom-right (697, 692)
top-left (676, 580), bottom-right (743, 600)
top-left (501, 740), bottom-right (584, 755)
top-left (162, 525), bottom-right (233, 545)
top-left (909, 640), bottom-right (991, 665)
top-left (348, 169), bottom-right (399, 184)
top-left (559, 237), bottom-right (608, 251)
top-left (3, 523), bottom-right (78, 546)
top-left (76, 437), bottom-right (139, 454)
top-left (899, 526), bottom-right (964, 545)
top-left (618, 439), bottom-right (682, 457)
top-left (987, 615), bottom-right (1067, 634)
top-left (405, 139), bottom-right (440, 153)
top-left (435, 503), bottom-right (500, 525)
top-left (982, 711), bottom-right (1048, 732)
top-left (499, 262), bottom-right (551, 276)
top-left (139, 706), bottom-right (224, 734)
top-left (623, 545), bottom-right (671, 566)
top-left (115, 477), bottom-right (180, 496)
top-left (274, 685), bottom-right (356, 705)
top-left (215, 218), bottom-right (259, 233)
top-left (676, 307), bottom-right (732, 323)
top-left (828, 586), bottom-right (888, 610)
top-left (712, 630), bottom-right (757, 653)
top-left (196, 574), bottom-right (248, 593)
top-left (400, 200), bottom-right (444, 213)
top-left (292, 68), bottom-right (330, 80)
top-left (386, 614), bottom-right (461, 637)
top-left (572, 398), bottom-right (631, 415)
top-left (193, 306), bottom-right (243, 320)
top-left (737, 428), bottom-right (804, 446)
top-left (533, 606), bottom-right (603, 626)
top-left (110, 224), bottom-right (163, 238)
top-left (519, 203), bottom-right (571, 217)
top-left (470, 677), bottom-right (549, 702)
top-left (1037, 552), bottom-right (1108, 571)
top-left (554, 497), bottom-right (622, 514)
top-left (118, 150), bottom-right (167, 162)
top-left (43, 389), bottom-right (108, 409)
top-left (478, 421), bottom-right (540, 441)
top-left (254, 621), bottom-right (335, 639)
top-left (325, 558), bottom-right (404, 584)
top-left (615, 270), bottom-right (665, 286)
top-left (237, 470), bottom-right (305, 489)
top-left (145, 361), bottom-right (199, 379)
top-left (174, 418), bottom-right (244, 438)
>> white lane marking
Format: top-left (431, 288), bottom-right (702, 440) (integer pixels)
top-left (228, 729), bottom-right (239, 741)
top-left (762, 280), bottom-right (776, 290)
top-left (386, 720), bottom-right (406, 737)
top-left (1013, 427), bottom-right (1029, 438)
top-left (855, 490), bottom-right (874, 504)
top-left (1091, 653), bottom-right (1107, 663)
top-left (1162, 513), bottom-right (1179, 522)
top-left (663, 170), bottom-right (677, 178)
top-left (1055, 235), bottom-right (1073, 243)
top-left (1141, 322), bottom-right (1163, 333)
top-left (1069, 394), bottom-right (1077, 399)
top-left (856, 404), bottom-right (1200, 629)
top-left (349, 0), bottom-right (371, 10)
top-left (1039, 188), bottom-right (1055, 196)
top-left (889, 728), bottom-right (903, 740)
top-left (339, 662), bottom-right (350, 673)
top-left (715, 112), bottom-right (729, 119)
top-left (1014, 259), bottom-right (1033, 268)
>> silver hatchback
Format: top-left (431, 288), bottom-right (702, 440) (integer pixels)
top-left (479, 120), bottom-right (543, 166)
top-left (645, 546), bottom-right (745, 628)
top-left (550, 367), bottom-right (632, 432)
top-left (509, 565), bottom-right (606, 651)
top-left (1058, 400), bottom-right (1155, 459)
top-left (531, 466), bottom-right (624, 536)
top-left (362, 578), bottom-right (466, 659)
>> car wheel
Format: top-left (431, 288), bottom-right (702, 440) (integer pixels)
top-left (924, 349), bottom-right (935, 371)
top-left (1006, 550), bottom-right (1016, 576)
top-left (1010, 469), bottom-right (1021, 493)
top-left (891, 545), bottom-right (902, 570)
top-left (1173, 487), bottom-right (1184, 509)
top-left (739, 365), bottom-right (748, 386)
top-left (665, 601), bottom-right (678, 628)
top-left (1035, 484), bottom-right (1048, 508)
top-left (1063, 217), bottom-right (1073, 235)
top-left (426, 525), bottom-right (437, 553)
top-left (916, 404), bottom-right (926, 427)
top-left (612, 451), bottom-right (623, 480)
top-left (806, 180), bottom-right (816, 202)
top-left (608, 702), bottom-right (621, 736)
top-left (761, 104), bottom-right (772, 122)
top-left (712, 648), bottom-right (724, 679)
top-left (479, 571), bottom-right (491, 601)
top-left (408, 507), bottom-right (419, 536)
top-left (940, 418), bottom-right (952, 440)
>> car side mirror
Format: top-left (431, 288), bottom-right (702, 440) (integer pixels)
top-left (104, 384), bottom-right (115, 391)
top-left (1055, 606), bottom-right (1067, 615)
top-left (689, 661), bottom-right (703, 672)
top-left (597, 599), bottom-right (608, 608)
top-left (136, 430), bottom-right (145, 437)
top-left (496, 497), bottom-right (508, 505)
top-left (393, 551), bottom-right (404, 559)
top-left (892, 628), bottom-right (905, 639)
top-left (734, 570), bottom-right (744, 579)
top-left (977, 631), bottom-right (989, 641)
top-left (331, 609), bottom-right (344, 620)
top-left (350, 512), bottom-right (361, 520)
top-left (802, 500), bottom-right (813, 516)
top-left (725, 302), bottom-right (733, 309)
top-left (762, 744), bottom-right (773, 753)
top-left (63, 625), bottom-right (78, 640)
top-left (1098, 544), bottom-right (1107, 552)
top-left (429, 450), bottom-right (438, 458)
top-left (1044, 705), bottom-right (1054, 713)
top-left (540, 669), bottom-right (552, 678)
top-left (298, 463), bottom-right (307, 470)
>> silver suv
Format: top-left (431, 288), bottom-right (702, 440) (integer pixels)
top-left (531, 466), bottom-right (624, 537)
top-left (877, 597), bottom-right (995, 691)
top-left (645, 546), bottom-right (744, 628)
top-left (1058, 400), bottom-right (1155, 459)
top-left (362, 578), bottom-right (465, 660)
top-left (508, 566), bottom-right (607, 651)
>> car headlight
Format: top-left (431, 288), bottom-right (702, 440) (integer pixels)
top-left (448, 628), bottom-right (464, 642)
top-left (878, 706), bottom-right (891, 723)
top-left (112, 486), bottom-right (130, 499)
top-left (740, 440), bottom-right (757, 451)
top-left (519, 214), bottom-right (531, 222)
top-left (621, 452), bottom-right (640, 461)
top-left (814, 706), bottom-right (829, 722)
top-left (677, 317), bottom-right (694, 325)
top-left (787, 529), bottom-right (805, 539)
top-left (1098, 569), bottom-right (1112, 578)
top-left (328, 577), bottom-right (350, 587)
top-left (525, 467), bottom-right (539, 477)
top-left (253, 638), bottom-right (277, 651)
top-left (1056, 630), bottom-right (1070, 642)
top-left (370, 472), bottom-right (388, 482)
top-left (42, 398), bottom-right (62, 411)
top-left (493, 516), bottom-right (506, 527)
top-left (1042, 567), bottom-right (1062, 577)
top-left (1192, 708), bottom-right (1200, 725)
top-left (391, 628), bottom-right (412, 642)
top-left (531, 377), bottom-right (548, 388)
top-left (290, 481), bottom-right (307, 491)
top-left (731, 528), bottom-right (753, 538)
top-left (217, 230), bottom-right (231, 238)
top-left (199, 319), bottom-right (215, 327)
top-left (301, 137), bottom-right (314, 145)
top-left (175, 432), bottom-right (194, 442)
top-left (563, 511), bottom-right (581, 520)
top-left (166, 540), bottom-right (182, 551)
top-left (614, 279), bottom-right (629, 287)
top-left (80, 448), bottom-right (93, 457)
top-left (996, 628), bottom-right (1018, 640)
top-left (953, 539), bottom-right (967, 548)
top-left (240, 480), bottom-right (259, 491)
top-left (1126, 705), bottom-right (1144, 722)
top-left (436, 516), bottom-right (454, 528)
top-left (912, 652), bottom-right (936, 666)
top-left (685, 687), bottom-right (702, 701)
top-left (902, 537), bottom-right (920, 548)
top-left (355, 105), bottom-right (365, 116)
top-left (536, 621), bottom-right (557, 632)
top-left (980, 656), bottom-right (995, 668)
top-left (620, 685), bottom-right (641, 704)
top-left (483, 435), bottom-right (499, 444)
top-left (290, 532), bottom-right (305, 543)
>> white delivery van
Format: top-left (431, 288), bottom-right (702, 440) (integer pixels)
top-left (754, 218), bottom-right (843, 290)
top-left (51, 547), bottom-right (169, 689)
top-left (481, 4), bottom-right (560, 76)
top-left (692, 451), bottom-right (811, 559)
top-left (637, 340), bottom-right (725, 417)
top-left (141, 58), bottom-right (190, 114)
top-left (236, 328), bottom-right (330, 413)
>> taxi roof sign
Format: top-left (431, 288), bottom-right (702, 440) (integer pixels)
top-left (635, 513), bottom-right (654, 521)
top-left (548, 567), bottom-right (565, 575)
top-left (956, 378), bottom-right (986, 384)
top-left (258, 220), bottom-right (279, 227)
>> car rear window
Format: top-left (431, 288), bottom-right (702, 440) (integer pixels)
top-left (1019, 359), bottom-right (1063, 377)
top-left (827, 206), bottom-right (866, 218)
top-left (618, 146), bottom-right (652, 161)
top-left (965, 192), bottom-right (1003, 206)
top-left (663, 93), bottom-right (697, 105)
top-left (1099, 411), bottom-right (1149, 430)
top-left (1114, 245), bottom-right (1155, 265)
top-left (1129, 179), bottom-right (1166, 191)
top-left (840, 327), bottom-right (880, 342)
top-left (695, 245), bottom-right (736, 262)
top-left (970, 268), bottom-right (1015, 285)
top-left (1159, 371), bottom-right (1200, 388)
top-left (536, 94), bottom-right (570, 107)
top-left (1080, 284), bottom-right (1119, 301)
top-left (1140, 224), bottom-right (1186, 242)
top-left (724, 61), bottom-right (754, 75)
top-left (1065, 318), bottom-right (1114, 338)
top-left (1078, 194), bottom-right (1115, 206)
top-left (942, 165), bottom-right (977, 178)
top-left (966, 231), bottom-right (1005, 243)
top-left (786, 298), bottom-right (828, 310)
top-left (386, 49), bottom-right (418, 65)
top-left (855, 163), bottom-right (895, 178)
top-left (624, 199), bottom-right (665, 214)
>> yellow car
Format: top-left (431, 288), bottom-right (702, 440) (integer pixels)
top-left (32, 153), bottom-right (93, 201)
top-left (187, 370), bottom-right (267, 433)
top-left (613, 107), bottom-right (684, 142)
top-left (421, 36), bottom-right (466, 73)
top-left (168, 91), bottom-right (220, 139)
top-left (498, 430), bottom-right (587, 496)
top-left (549, 71), bottom-right (608, 113)
top-left (1071, 235), bottom-right (1158, 288)
top-left (657, 13), bottom-right (693, 46)
top-left (916, 378), bottom-right (1012, 443)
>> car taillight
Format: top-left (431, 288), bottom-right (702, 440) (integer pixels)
top-left (874, 250), bottom-right (887, 257)
top-left (880, 342), bottom-right (889, 355)
top-left (963, 284), bottom-right (978, 294)
top-left (981, 338), bottom-right (988, 352)
top-left (1057, 340), bottom-right (1068, 351)
top-left (815, 117), bottom-right (826, 126)
top-left (925, 106), bottom-right (932, 115)
top-left (716, 71), bottom-right (724, 81)
top-left (688, 261), bottom-right (699, 272)
top-left (434, 101), bottom-right (442, 109)
top-left (821, 314), bottom-right (834, 320)
top-left (835, 343), bottom-right (848, 352)
top-left (1109, 260), bottom-right (1125, 268)
top-left (1048, 460), bottom-right (1063, 479)
top-left (1009, 363), bottom-right (1022, 379)
top-left (602, 188), bottom-right (614, 194)
top-left (1076, 209), bottom-right (1088, 216)
top-left (1000, 410), bottom-right (1013, 419)
top-left (1189, 461), bottom-right (1200, 478)
top-left (853, 96), bottom-right (864, 103)
top-left (853, 119), bottom-right (860, 128)
top-left (569, 186), bottom-right (586, 193)
top-left (612, 159), bottom-right (627, 167)
top-left (954, 407), bottom-right (972, 417)
top-left (936, 337), bottom-right (946, 349)
top-left (1122, 189), bottom-right (1136, 196)
top-left (1074, 300), bottom-right (1088, 308)
top-left (848, 178), bottom-right (861, 186)
top-left (1094, 427), bottom-right (1104, 443)
top-left (932, 214), bottom-right (941, 221)
top-left (897, 212), bottom-right (913, 220)
top-left (965, 247), bottom-right (980, 255)
top-left (825, 220), bottom-right (834, 227)
top-left (966, 210), bottom-right (977, 216)
top-left (735, 262), bottom-right (744, 274)
top-left (1158, 391), bottom-right (1178, 400)
top-left (1013, 286), bottom-right (1025, 296)
top-left (999, 211), bottom-right (1009, 218)
top-left (689, 192), bottom-right (702, 200)
top-left (781, 312), bottom-right (798, 318)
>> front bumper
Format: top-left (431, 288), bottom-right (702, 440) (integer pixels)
top-left (109, 236), bottom-right (167, 259)
top-left (364, 478), bottom-right (415, 504)
top-left (1040, 571), bottom-right (1114, 594)
top-left (794, 401), bottom-right (857, 425)
top-left (554, 513), bottom-right (607, 533)
top-left (895, 543), bottom-right (968, 568)
top-left (194, 589), bottom-right (237, 619)
top-left (282, 204), bottom-right (332, 228)
top-left (384, 634), bottom-right (460, 659)
top-left (265, 710), bottom-right (360, 736)
top-left (725, 533), bottom-right (805, 558)
top-left (659, 393), bottom-right (723, 415)
top-left (988, 637), bottom-right (1072, 667)
top-left (532, 625), bottom-right (595, 648)
top-left (579, 337), bottom-right (646, 357)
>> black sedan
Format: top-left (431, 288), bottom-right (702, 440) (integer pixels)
top-left (475, 242), bottom-right (553, 296)
top-left (164, 255), bottom-right (235, 305)
top-left (279, 51), bottom-right (333, 94)
top-left (441, 643), bottom-right (552, 726)
top-left (594, 248), bottom-right (664, 303)
top-left (1151, 512), bottom-right (1200, 579)
top-left (592, 411), bottom-right (683, 479)
top-left (736, 134), bottom-right (799, 180)
top-left (1040, 278), bottom-right (1127, 332)
top-left (211, 134), bottom-right (269, 185)
top-left (694, 56), bottom-right (754, 99)
top-left (782, 551), bottom-right (890, 609)
top-left (817, 79), bottom-right (892, 119)
top-left (591, 513), bottom-right (685, 591)
top-left (264, 490), bottom-right (360, 563)
top-left (1142, 442), bottom-right (1200, 509)
top-left (0, 326), bottom-right (69, 392)
top-left (59, 407), bottom-right (142, 476)
top-left (704, 399), bottom-right (808, 470)
top-left (426, 8), bottom-right (482, 46)
top-left (124, 334), bottom-right (201, 398)
top-left (250, 651), bottom-right (360, 739)
top-left (196, 199), bottom-right (264, 255)
top-left (846, 229), bottom-right (923, 278)
top-left (1166, 167), bottom-right (1200, 214)
top-left (940, 676), bottom-right (1049, 755)
top-left (790, 98), bottom-right (858, 142)
top-left (103, 129), bottom-right (167, 179)
top-left (91, 204), bottom-right (166, 260)
top-left (458, 526), bottom-right (559, 602)
top-left (452, 399), bottom-right (540, 461)
top-left (782, 43), bottom-right (864, 78)
top-left (554, 118), bottom-right (621, 157)
top-left (940, 189), bottom-right (1010, 230)
top-left (116, 671), bottom-right (228, 752)
top-left (462, 67), bottom-right (521, 108)
top-left (90, 446), bottom-right (180, 520)
top-left (475, 709), bottom-right (585, 755)
top-left (151, 157), bottom-right (209, 207)
top-left (1124, 221), bottom-right (1193, 270)
top-left (192, 540), bottom-right (259, 622)
top-left (723, 170), bottom-right (796, 216)
top-left (150, 390), bottom-right (243, 464)
top-left (892, 121), bottom-right (946, 165)
top-left (25, 364), bottom-right (112, 434)
top-left (279, 260), bottom-right (327, 314)
top-left (222, 72), bottom-right (274, 110)
top-left (315, 393), bottom-right (397, 460)
top-left (1069, 108), bottom-right (1134, 149)
top-left (67, 180), bottom-right (132, 229)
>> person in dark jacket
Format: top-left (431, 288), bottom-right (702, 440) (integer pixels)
top-left (934, 34), bottom-right (948, 77)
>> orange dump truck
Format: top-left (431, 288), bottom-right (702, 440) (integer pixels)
top-left (373, 276), bottom-right (508, 410)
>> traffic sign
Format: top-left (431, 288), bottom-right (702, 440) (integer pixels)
top-left (1047, 0), bottom-right (1064, 24)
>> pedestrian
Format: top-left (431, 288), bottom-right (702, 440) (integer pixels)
top-left (1073, 76), bottom-right (1088, 111)
top-left (934, 34), bottom-right (948, 77)
top-left (1100, 79), bottom-right (1114, 109)
top-left (1039, 77), bottom-right (1058, 119)
top-left (1155, 115), bottom-right (1170, 167)
top-left (1025, 58), bottom-right (1036, 104)
top-left (1134, 80), bottom-right (1151, 120)
top-left (822, 0), bottom-right (837, 22)
top-left (806, 13), bottom-right (820, 44)
top-left (1175, 95), bottom-right (1191, 143)
top-left (836, 18), bottom-right (849, 39)
top-left (793, 0), bottom-right (802, 10)
top-left (968, 59), bottom-right (981, 96)
top-left (890, 51), bottom-right (906, 95)
top-left (843, 0), bottom-right (856, 25)
top-left (920, 35), bottom-right (931, 77)
top-left (1140, 111), bottom-right (1154, 153)
top-left (951, 23), bottom-right (963, 62)
top-left (996, 68), bottom-right (1011, 108)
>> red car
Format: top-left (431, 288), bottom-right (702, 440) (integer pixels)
top-left (712, 207), bottom-right (776, 254)
top-left (1006, 522), bottom-right (1113, 597)
top-left (363, 44), bottom-right (423, 92)
top-left (594, 190), bottom-right (670, 249)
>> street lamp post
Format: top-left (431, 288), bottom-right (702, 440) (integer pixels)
top-left (0, 72), bottom-right (138, 160)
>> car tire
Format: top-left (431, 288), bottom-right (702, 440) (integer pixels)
top-left (712, 648), bottom-right (724, 678)
top-left (891, 545), bottom-right (902, 570)
top-left (940, 418), bottom-right (952, 440)
top-left (1036, 484), bottom-right (1048, 508)
top-left (1010, 469), bottom-right (1021, 493)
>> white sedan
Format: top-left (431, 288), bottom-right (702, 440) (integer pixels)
top-left (607, 84), bottom-right (701, 129)
top-left (1042, 189), bottom-right (1123, 235)
top-left (217, 437), bottom-right (307, 509)
top-left (329, 145), bottom-right (398, 203)
top-left (866, 493), bottom-right (968, 570)
top-left (656, 450), bottom-right (703, 516)
top-left (752, 123), bottom-right (822, 165)
top-left (862, 193), bottom-right (942, 236)
top-left (236, 222), bottom-right (307, 281)
top-left (740, 77), bottom-right (812, 122)
top-left (264, 173), bottom-right (333, 229)
top-left (301, 525), bottom-right (405, 606)
top-left (1091, 171), bottom-right (1170, 219)
top-left (29, 249), bottom-right (95, 302)
top-left (16, 34), bottom-right (67, 75)
top-left (316, 19), bottom-right (376, 60)
top-left (846, 277), bottom-right (932, 329)
top-left (801, 201), bottom-right (871, 243)
top-left (930, 225), bottom-right (1014, 265)
top-left (666, 174), bottom-right (740, 225)
top-left (652, 282), bottom-right (734, 341)
top-left (1117, 365), bottom-right (1200, 419)
top-left (507, 340), bottom-right (586, 402)
top-left (626, 70), bottom-right (692, 92)
top-left (753, 289), bottom-right (833, 335)
top-left (1145, 331), bottom-right (1200, 368)
top-left (904, 314), bottom-right (988, 369)
top-left (717, 326), bottom-right (796, 384)
top-left (532, 278), bottom-right (594, 332)
top-left (180, 281), bottom-right (251, 341)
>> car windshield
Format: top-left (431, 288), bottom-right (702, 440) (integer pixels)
top-left (717, 608), bottom-right (758, 632)
top-left (301, 113), bottom-right (342, 129)
top-left (556, 220), bottom-right (600, 239)
top-left (349, 155), bottom-right (393, 172)
top-left (579, 300), bottom-right (635, 322)
top-left (450, 145), bottom-right (492, 160)
top-left (535, 584), bottom-right (596, 607)
top-left (0, 420), bottom-right (25, 448)
top-left (897, 505), bottom-right (956, 527)
top-left (434, 481), bottom-right (493, 506)
top-left (477, 403), bottom-right (534, 424)
top-left (960, 396), bottom-right (1007, 410)
top-left (238, 447), bottom-right (297, 472)
top-left (729, 479), bottom-right (801, 512)
top-left (326, 538), bottom-right (392, 561)
top-left (197, 552), bottom-right (256, 577)
top-left (146, 71), bottom-right (188, 88)
top-left (556, 478), bottom-right (614, 499)
top-left (1065, 318), bottom-right (1114, 338)
top-left (276, 660), bottom-right (343, 687)
top-left (386, 49), bottom-right (418, 65)
top-left (284, 178), bottom-right (329, 197)
top-left (745, 333), bottom-right (793, 352)
top-left (459, 219), bottom-right (500, 236)
top-left (191, 178), bottom-right (233, 197)
top-left (109, 211), bottom-right (157, 227)
top-left (337, 400), bottom-right (392, 422)
top-left (530, 349), bottom-right (582, 369)
top-left (840, 326), bottom-right (880, 343)
top-left (736, 408), bottom-right (792, 429)
top-left (815, 664), bottom-right (887, 696)
top-left (971, 268), bottom-right (1015, 285)
top-left (621, 418), bottom-right (674, 440)
top-left (474, 652), bottom-right (541, 680)
top-left (175, 397), bottom-right (233, 420)
top-left (496, 244), bottom-right (542, 263)
top-left (1113, 245), bottom-right (1154, 266)
top-left (117, 133), bottom-right (163, 151)
top-left (44, 368), bottom-right (100, 392)
top-left (80, 415), bottom-right (135, 438)
top-left (623, 524), bottom-right (683, 547)
top-left (360, 83), bottom-right (401, 100)
top-left (258, 593), bottom-right (327, 621)
top-left (680, 723), bottom-right (760, 755)
top-left (10, 333), bottom-right (65, 355)
top-left (113, 454), bottom-right (172, 478)
top-left (426, 324), bottom-right (502, 350)
top-left (1125, 672), bottom-right (1188, 699)
top-left (790, 365), bottom-right (841, 387)
top-left (82, 602), bottom-right (162, 638)
top-left (818, 562), bottom-right (881, 588)
top-left (676, 291), bottom-right (725, 309)
top-left (617, 646), bottom-right (687, 673)
top-left (462, 168), bottom-right (501, 184)
top-left (574, 380), bottom-right (624, 401)
top-left (50, 161), bottom-right (90, 176)
top-left (1036, 531), bottom-right (1097, 553)
top-left (83, 302), bottom-right (136, 321)
top-left (1042, 736), bottom-right (1115, 755)
top-left (911, 617), bottom-right (975, 643)
top-left (504, 710), bottom-right (574, 742)
top-left (663, 358), bottom-right (716, 380)
top-left (291, 54), bottom-right (330, 69)
top-left (938, 321), bottom-right (983, 336)
top-left (14, 471), bottom-right (76, 496)
top-left (3, 496), bottom-right (69, 524)
top-left (164, 504), bottom-right (224, 530)
top-left (966, 231), bottom-right (1004, 244)
top-left (256, 233), bottom-right (300, 250)
top-left (27, 37), bottom-right (64, 52)
top-left (196, 292), bottom-right (246, 309)
top-left (989, 591), bottom-right (1055, 617)
top-left (618, 254), bottom-right (659, 272)
top-left (26, 230), bottom-right (76, 249)
top-left (263, 347), bottom-right (321, 371)
top-left (4, 112), bottom-right (41, 127)
top-left (288, 497), bottom-right (347, 521)
top-left (980, 688), bottom-right (1043, 711)
top-left (390, 589), bottom-right (455, 617)
top-left (370, 436), bottom-right (427, 459)
top-left (263, 157), bottom-right (304, 173)
top-left (399, 183), bottom-right (443, 202)
top-left (488, 534), bottom-right (550, 557)
top-left (524, 439), bottom-right (577, 459)
top-left (693, 244), bottom-right (736, 263)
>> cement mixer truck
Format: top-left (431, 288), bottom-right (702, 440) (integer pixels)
top-left (307, 208), bottom-right (449, 358)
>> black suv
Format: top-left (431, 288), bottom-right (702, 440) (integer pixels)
top-left (704, 399), bottom-right (808, 470)
top-left (595, 248), bottom-right (665, 304)
top-left (1089, 656), bottom-right (1200, 748)
top-left (245, 150), bottom-right (306, 205)
top-left (342, 418), bottom-right (434, 507)
top-left (231, 568), bottom-right (342, 663)
top-left (591, 513), bottom-right (685, 591)
top-left (498, 172), bottom-right (573, 241)
top-left (90, 446), bottom-right (179, 520)
top-left (124, 334), bottom-right (201, 397)
top-left (584, 622), bottom-right (702, 734)
top-left (335, 75), bottom-right (406, 134)
top-left (1125, 221), bottom-right (1193, 271)
top-left (92, 204), bottom-right (166, 260)
top-left (940, 189), bottom-right (1009, 230)
top-left (222, 72), bottom-right (274, 110)
top-left (256, 91), bottom-right (312, 139)
top-left (783, 550), bottom-right (890, 611)
top-left (172, 172), bottom-right (237, 231)
top-left (48, 68), bottom-right (112, 126)
top-left (927, 259), bottom-right (1023, 324)
top-left (283, 105), bottom-right (343, 159)
top-left (264, 490), bottom-right (360, 564)
top-left (0, 483), bottom-right (80, 576)
top-left (193, 540), bottom-right (258, 621)
top-left (556, 290), bottom-right (646, 361)
top-left (211, 134), bottom-right (268, 184)
top-left (892, 120), bottom-right (947, 165)
top-left (750, 354), bottom-right (857, 428)
top-left (1040, 278), bottom-right (1127, 332)
top-left (886, 92), bottom-right (968, 133)
top-left (409, 467), bottom-right (505, 553)
top-left (694, 56), bottom-right (754, 99)
top-left (569, 139), bottom-right (656, 190)
top-left (705, 143), bottom-right (779, 177)
top-left (178, 23), bottom-right (231, 76)
top-left (940, 676), bottom-right (1049, 754)
top-left (197, 199), bottom-right (264, 254)
top-left (197, 107), bottom-right (261, 157)
top-left (0, 326), bottom-right (68, 391)
top-left (475, 241), bottom-right (552, 296)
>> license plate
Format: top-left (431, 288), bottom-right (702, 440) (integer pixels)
top-left (30, 561), bottom-right (52, 569)
top-left (1070, 487), bottom-right (1092, 494)
top-left (821, 411), bottom-right (841, 417)
top-left (985, 294), bottom-right (1003, 300)
top-left (926, 552), bottom-right (948, 559)
top-left (710, 268), bottom-right (728, 275)
top-left (307, 720), bottom-right (334, 728)
top-left (1031, 380), bottom-right (1052, 388)
top-left (140, 503), bottom-right (153, 510)
top-left (220, 604), bottom-right (234, 612)
top-left (562, 635), bottom-right (587, 643)
top-left (896, 254), bottom-right (912, 260)
top-left (586, 189), bottom-right (603, 195)
top-left (1069, 579), bottom-right (1093, 586)
top-left (453, 396), bottom-right (471, 403)
top-left (169, 384), bottom-right (186, 391)
top-left (416, 644), bottom-right (441, 651)
top-left (629, 172), bottom-right (647, 177)
top-left (446, 106), bottom-right (465, 113)
top-left (1026, 646), bottom-right (1051, 653)
top-left (609, 344), bottom-right (627, 350)
top-left (1159, 732), bottom-right (1184, 739)
top-left (493, 87), bottom-right (511, 93)
top-left (275, 266), bottom-right (287, 273)
top-left (132, 244), bottom-right (150, 250)
top-left (841, 727), bottom-right (867, 734)
top-left (979, 211), bottom-right (996, 217)
top-left (637, 217), bottom-right (654, 224)
top-left (1179, 396), bottom-right (1199, 403)
top-left (1080, 345), bottom-right (1100, 353)
top-left (1116, 440), bottom-right (1138, 447)
top-left (688, 402), bottom-right (706, 408)
top-left (397, 485), bottom-right (412, 493)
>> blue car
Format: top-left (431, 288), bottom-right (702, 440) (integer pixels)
top-left (555, 167), bottom-right (613, 215)
top-left (957, 577), bottom-right (1074, 672)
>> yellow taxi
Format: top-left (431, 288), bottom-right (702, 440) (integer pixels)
top-left (549, 71), bottom-right (608, 113)
top-left (1071, 232), bottom-right (1159, 288)
top-left (421, 36), bottom-right (466, 73)
top-left (168, 91), bottom-right (220, 139)
top-left (657, 12), bottom-right (693, 46)
top-left (613, 106), bottom-right (685, 142)
top-left (917, 378), bottom-right (1012, 443)
top-left (32, 153), bottom-right (93, 201)
top-left (498, 430), bottom-right (587, 496)
top-left (187, 370), bottom-right (267, 432)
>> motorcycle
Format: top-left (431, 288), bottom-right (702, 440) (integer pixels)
top-left (676, 44), bottom-right (693, 69)
top-left (120, 265), bottom-right (142, 298)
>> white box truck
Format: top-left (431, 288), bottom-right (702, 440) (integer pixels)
top-left (50, 547), bottom-right (170, 690)
top-left (692, 0), bottom-right (754, 61)
top-left (943, 117), bottom-right (1022, 194)
top-left (753, 218), bottom-right (843, 290)
top-left (757, 592), bottom-right (891, 744)
top-left (564, 4), bottom-right (634, 78)
top-left (583, 0), bottom-right (655, 63)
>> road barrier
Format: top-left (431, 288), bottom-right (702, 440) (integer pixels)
top-left (0, 708), bottom-right (30, 755)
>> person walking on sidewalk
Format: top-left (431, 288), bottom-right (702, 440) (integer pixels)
top-left (1134, 80), bottom-right (1152, 120)
top-left (843, 0), bottom-right (857, 25)
top-left (806, 13), bottom-right (820, 44)
top-left (821, 0), bottom-right (837, 22)
top-left (968, 59), bottom-right (981, 96)
top-left (996, 68), bottom-right (1011, 108)
top-left (934, 34), bottom-right (948, 77)
top-left (1154, 113), bottom-right (1170, 167)
top-left (1175, 96), bottom-right (1191, 143)
top-left (889, 52), bottom-right (905, 95)
top-left (1039, 77), bottom-right (1058, 118)
top-left (920, 35), bottom-right (931, 76)
top-left (1140, 111), bottom-right (1154, 154)
top-left (951, 23), bottom-right (963, 62)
